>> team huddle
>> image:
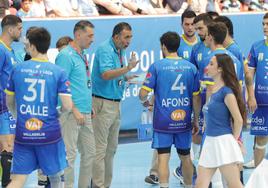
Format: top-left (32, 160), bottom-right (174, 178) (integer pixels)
top-left (0, 11), bottom-right (267, 188)
top-left (140, 11), bottom-right (268, 188)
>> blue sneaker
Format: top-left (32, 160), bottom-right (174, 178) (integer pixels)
top-left (173, 165), bottom-right (197, 185)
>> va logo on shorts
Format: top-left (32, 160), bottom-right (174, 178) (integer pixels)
top-left (171, 109), bottom-right (186, 121)
top-left (25, 118), bottom-right (43, 131)
top-left (258, 53), bottom-right (264, 61)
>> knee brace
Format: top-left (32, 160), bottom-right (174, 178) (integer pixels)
top-left (1, 150), bottom-right (12, 187)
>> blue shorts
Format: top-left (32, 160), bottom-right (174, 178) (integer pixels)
top-left (152, 131), bottom-right (192, 150)
top-left (12, 139), bottom-right (67, 175)
top-left (250, 106), bottom-right (268, 136)
top-left (0, 111), bottom-right (16, 135)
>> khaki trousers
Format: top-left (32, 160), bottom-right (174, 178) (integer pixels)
top-left (61, 112), bottom-right (95, 188)
top-left (92, 97), bottom-right (120, 188)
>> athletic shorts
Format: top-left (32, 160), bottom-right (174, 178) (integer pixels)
top-left (0, 111), bottom-right (16, 135)
top-left (152, 130), bottom-right (191, 150)
top-left (12, 139), bottom-right (67, 175)
top-left (250, 106), bottom-right (268, 136)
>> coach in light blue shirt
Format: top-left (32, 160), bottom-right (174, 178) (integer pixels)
top-left (92, 37), bottom-right (127, 100)
top-left (91, 22), bottom-right (139, 188)
top-left (55, 20), bottom-right (96, 188)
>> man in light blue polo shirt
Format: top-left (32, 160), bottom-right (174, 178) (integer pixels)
top-left (91, 22), bottom-right (139, 188)
top-left (55, 20), bottom-right (95, 188)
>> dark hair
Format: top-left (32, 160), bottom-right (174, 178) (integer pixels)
top-left (73, 20), bottom-right (94, 34)
top-left (160, 31), bottom-right (180, 53)
top-left (181, 10), bottom-right (196, 23)
top-left (215, 54), bottom-right (247, 125)
top-left (263, 12), bottom-right (268, 19)
top-left (214, 16), bottom-right (233, 38)
top-left (193, 13), bottom-right (213, 25)
top-left (56, 36), bottom-right (73, 49)
top-left (207, 22), bottom-right (227, 45)
top-left (27, 27), bottom-right (51, 54)
top-left (1, 15), bottom-right (22, 30)
top-left (112, 22), bottom-right (132, 37)
top-left (26, 26), bottom-right (38, 37)
top-left (207, 11), bottom-right (219, 19)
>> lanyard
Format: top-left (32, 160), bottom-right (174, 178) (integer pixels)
top-left (70, 42), bottom-right (90, 77)
top-left (117, 50), bottom-right (123, 68)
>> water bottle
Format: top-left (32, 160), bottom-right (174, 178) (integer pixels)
top-left (141, 109), bottom-right (148, 125)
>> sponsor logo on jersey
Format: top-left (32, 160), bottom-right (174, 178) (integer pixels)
top-left (25, 118), bottom-right (43, 131)
top-left (170, 109), bottom-right (186, 121)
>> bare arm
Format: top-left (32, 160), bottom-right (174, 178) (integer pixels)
top-left (59, 94), bottom-right (73, 112)
top-left (225, 93), bottom-right (243, 139)
top-left (192, 94), bottom-right (201, 135)
top-left (121, 0), bottom-right (148, 14)
top-left (139, 88), bottom-right (150, 102)
top-left (246, 68), bottom-right (257, 113)
top-left (6, 94), bottom-right (16, 118)
top-left (93, 0), bottom-right (122, 14)
top-left (102, 53), bottom-right (140, 80)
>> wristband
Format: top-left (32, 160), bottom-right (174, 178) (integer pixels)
top-left (136, 8), bottom-right (142, 14)
top-left (237, 138), bottom-right (243, 145)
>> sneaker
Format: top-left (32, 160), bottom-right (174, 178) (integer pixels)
top-left (173, 165), bottom-right (197, 185)
top-left (144, 174), bottom-right (159, 184)
top-left (243, 159), bottom-right (255, 169)
top-left (173, 166), bottom-right (184, 185)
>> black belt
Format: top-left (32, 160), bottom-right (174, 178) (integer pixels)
top-left (92, 94), bottom-right (121, 102)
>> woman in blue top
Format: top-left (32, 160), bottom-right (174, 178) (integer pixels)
top-left (195, 54), bottom-right (246, 188)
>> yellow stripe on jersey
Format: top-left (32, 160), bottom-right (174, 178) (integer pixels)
top-left (31, 58), bottom-right (49, 63)
top-left (202, 81), bottom-right (215, 85)
top-left (193, 87), bottom-right (202, 96)
top-left (181, 34), bottom-right (198, 46)
top-left (243, 59), bottom-right (248, 65)
top-left (4, 89), bottom-right (14, 95)
top-left (141, 86), bottom-right (153, 92)
top-left (0, 39), bottom-right (11, 51)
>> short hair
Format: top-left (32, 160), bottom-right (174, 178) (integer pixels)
top-left (181, 10), bottom-right (196, 23)
top-left (27, 27), bottom-right (51, 54)
top-left (112, 22), bottom-right (132, 37)
top-left (214, 16), bottom-right (234, 38)
top-left (26, 26), bottom-right (38, 37)
top-left (73, 20), bottom-right (94, 34)
top-left (193, 13), bottom-right (213, 25)
top-left (1, 15), bottom-right (22, 30)
top-left (160, 31), bottom-right (180, 53)
top-left (207, 11), bottom-right (219, 19)
top-left (56, 36), bottom-right (73, 49)
top-left (207, 22), bottom-right (227, 45)
top-left (263, 12), bottom-right (268, 20)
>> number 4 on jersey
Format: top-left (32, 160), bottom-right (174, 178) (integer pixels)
top-left (171, 74), bottom-right (186, 94)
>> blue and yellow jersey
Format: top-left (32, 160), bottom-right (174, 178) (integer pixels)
top-left (226, 41), bottom-right (246, 65)
top-left (0, 40), bottom-right (18, 114)
top-left (248, 39), bottom-right (268, 105)
top-left (142, 57), bottom-right (200, 133)
top-left (199, 48), bottom-right (244, 86)
top-left (177, 34), bottom-right (199, 61)
top-left (5, 59), bottom-right (71, 145)
top-left (190, 41), bottom-right (210, 69)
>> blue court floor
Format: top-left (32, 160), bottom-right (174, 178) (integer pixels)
top-left (24, 130), bottom-right (258, 188)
